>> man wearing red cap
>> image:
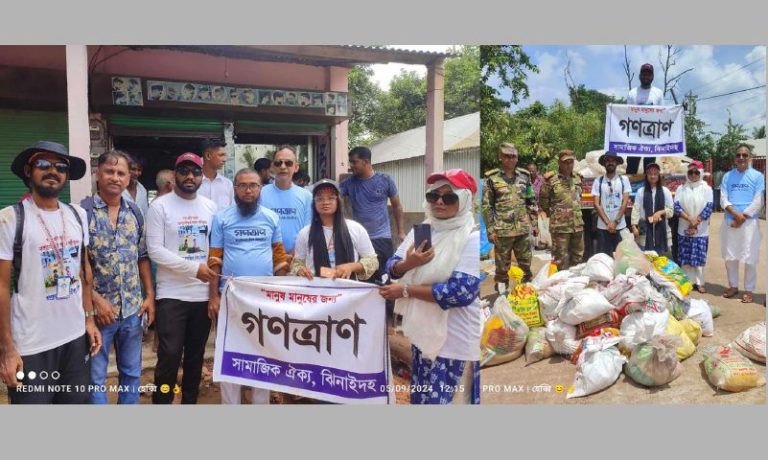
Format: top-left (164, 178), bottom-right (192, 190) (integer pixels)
top-left (146, 152), bottom-right (218, 404)
top-left (627, 63), bottom-right (666, 175)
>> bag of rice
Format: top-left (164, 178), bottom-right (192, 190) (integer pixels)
top-left (545, 319), bottom-right (580, 356)
top-left (666, 316), bottom-right (697, 361)
top-left (567, 336), bottom-right (626, 399)
top-left (582, 253), bottom-right (615, 283)
top-left (480, 296), bottom-right (529, 367)
top-left (625, 335), bottom-right (684, 386)
top-left (558, 288), bottom-right (614, 326)
top-left (525, 327), bottom-right (554, 365)
top-left (577, 310), bottom-right (624, 339)
top-left (508, 283), bottom-right (543, 328)
top-left (733, 322), bottom-right (766, 363)
top-left (702, 345), bottom-right (766, 392)
top-left (619, 310), bottom-right (670, 354)
top-left (570, 327), bottom-right (621, 364)
top-left (683, 299), bottom-right (715, 337)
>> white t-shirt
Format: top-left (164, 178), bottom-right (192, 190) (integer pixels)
top-left (146, 192), bottom-right (217, 301)
top-left (394, 230), bottom-right (482, 362)
top-left (592, 175), bottom-right (632, 230)
top-left (0, 200), bottom-right (89, 356)
top-left (199, 173), bottom-right (235, 210)
top-left (293, 219), bottom-right (376, 273)
top-left (627, 86), bottom-right (665, 106)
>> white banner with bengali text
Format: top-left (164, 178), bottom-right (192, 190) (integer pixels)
top-left (213, 276), bottom-right (393, 404)
top-left (604, 104), bottom-right (686, 156)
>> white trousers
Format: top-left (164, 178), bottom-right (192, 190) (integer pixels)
top-left (220, 383), bottom-right (270, 405)
top-left (682, 265), bottom-right (704, 286)
top-left (725, 260), bottom-right (758, 292)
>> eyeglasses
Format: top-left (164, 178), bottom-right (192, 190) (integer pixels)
top-left (687, 170), bottom-right (701, 176)
top-left (32, 158), bottom-right (69, 174)
top-left (735, 154), bottom-right (750, 159)
top-left (176, 166), bottom-right (203, 177)
top-left (235, 183), bottom-right (261, 191)
top-left (425, 191), bottom-right (459, 205)
top-left (273, 160), bottom-right (294, 168)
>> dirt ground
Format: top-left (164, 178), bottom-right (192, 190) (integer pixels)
top-left (480, 212), bottom-right (767, 404)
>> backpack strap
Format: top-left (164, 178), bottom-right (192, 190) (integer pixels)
top-left (11, 203), bottom-right (25, 293)
top-left (124, 199), bottom-right (144, 237)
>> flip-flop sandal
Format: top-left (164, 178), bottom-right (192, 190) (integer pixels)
top-left (741, 292), bottom-right (753, 303)
top-left (697, 285), bottom-right (707, 294)
top-left (723, 287), bottom-right (739, 298)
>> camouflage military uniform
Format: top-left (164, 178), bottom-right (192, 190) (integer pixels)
top-left (539, 170), bottom-right (584, 270)
top-left (482, 168), bottom-right (538, 283)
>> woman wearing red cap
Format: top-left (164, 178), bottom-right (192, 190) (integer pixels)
top-left (378, 169), bottom-right (481, 404)
top-left (674, 161), bottom-right (714, 293)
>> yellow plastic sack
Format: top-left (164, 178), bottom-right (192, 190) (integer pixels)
top-left (508, 283), bottom-right (544, 328)
top-left (703, 345), bottom-right (766, 392)
top-left (481, 297), bottom-right (529, 367)
top-left (678, 318), bottom-right (702, 346)
top-left (666, 316), bottom-right (696, 361)
top-left (652, 256), bottom-right (693, 298)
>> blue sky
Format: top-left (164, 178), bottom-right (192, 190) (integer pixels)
top-left (492, 45), bottom-right (766, 136)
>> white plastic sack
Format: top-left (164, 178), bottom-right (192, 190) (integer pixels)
top-left (568, 263), bottom-right (587, 275)
top-left (683, 299), bottom-right (715, 337)
top-left (602, 274), bottom-right (642, 307)
top-left (734, 322), bottom-right (766, 363)
top-left (558, 288), bottom-right (615, 326)
top-left (545, 319), bottom-right (580, 356)
top-left (582, 253), bottom-right (615, 283)
top-left (567, 343), bottom-right (626, 399)
top-left (538, 215), bottom-right (552, 247)
top-left (620, 310), bottom-right (670, 352)
top-left (616, 276), bottom-right (668, 314)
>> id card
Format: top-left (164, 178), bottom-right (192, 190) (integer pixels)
top-left (56, 276), bottom-right (71, 299)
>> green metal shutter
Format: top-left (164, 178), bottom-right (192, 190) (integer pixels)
top-left (0, 109), bottom-right (70, 208)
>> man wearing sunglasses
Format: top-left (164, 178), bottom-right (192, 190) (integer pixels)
top-left (198, 138), bottom-right (234, 211)
top-left (0, 141), bottom-right (101, 403)
top-left (146, 153), bottom-right (218, 404)
top-left (259, 145), bottom-right (312, 258)
top-left (592, 151), bottom-right (632, 256)
top-left (482, 143), bottom-right (538, 286)
top-left (720, 144), bottom-right (765, 304)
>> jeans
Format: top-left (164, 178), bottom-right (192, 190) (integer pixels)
top-left (90, 313), bottom-right (143, 404)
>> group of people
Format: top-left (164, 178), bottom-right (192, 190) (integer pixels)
top-left (0, 140), bottom-right (481, 405)
top-left (483, 141), bottom-right (765, 304)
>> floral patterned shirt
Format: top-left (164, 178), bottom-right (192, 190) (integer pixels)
top-left (87, 195), bottom-right (147, 319)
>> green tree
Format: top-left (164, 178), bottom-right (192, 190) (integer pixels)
top-left (568, 84), bottom-right (621, 114)
top-left (444, 45), bottom-right (480, 119)
top-left (751, 125), bottom-right (766, 139)
top-left (348, 66), bottom-right (383, 147)
top-left (684, 111), bottom-right (716, 162)
top-left (480, 45), bottom-right (538, 170)
top-left (714, 113), bottom-right (749, 170)
top-left (370, 70), bottom-right (427, 137)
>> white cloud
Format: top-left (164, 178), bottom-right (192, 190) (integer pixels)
top-left (745, 45), bottom-right (766, 63)
top-left (370, 45), bottom-right (454, 90)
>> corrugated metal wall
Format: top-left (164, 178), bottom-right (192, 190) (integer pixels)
top-left (373, 147), bottom-right (480, 212)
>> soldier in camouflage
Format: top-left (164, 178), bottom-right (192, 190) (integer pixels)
top-left (539, 149), bottom-right (584, 270)
top-left (482, 143), bottom-right (538, 286)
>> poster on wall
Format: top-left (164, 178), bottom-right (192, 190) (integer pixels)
top-left (112, 76), bottom-right (143, 106)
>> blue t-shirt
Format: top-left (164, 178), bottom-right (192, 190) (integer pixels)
top-left (210, 205), bottom-right (282, 290)
top-left (258, 183), bottom-right (312, 252)
top-left (722, 167), bottom-right (765, 222)
top-left (339, 172), bottom-right (398, 239)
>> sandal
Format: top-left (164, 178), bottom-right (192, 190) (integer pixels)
top-left (696, 284), bottom-right (707, 294)
top-left (741, 292), bottom-right (753, 304)
top-left (722, 287), bottom-right (739, 298)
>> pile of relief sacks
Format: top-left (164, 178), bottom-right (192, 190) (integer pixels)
top-left (480, 236), bottom-right (766, 398)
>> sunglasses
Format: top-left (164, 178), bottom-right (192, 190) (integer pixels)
top-left (425, 191), bottom-right (459, 205)
top-left (734, 154), bottom-right (750, 159)
top-left (32, 158), bottom-right (69, 174)
top-left (273, 160), bottom-right (295, 168)
top-left (687, 170), bottom-right (701, 176)
top-left (176, 166), bottom-right (203, 177)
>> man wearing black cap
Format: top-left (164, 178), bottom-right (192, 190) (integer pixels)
top-left (0, 141), bottom-right (102, 403)
top-left (146, 152), bottom-right (218, 404)
top-left (627, 63), bottom-right (666, 174)
top-left (592, 151), bottom-right (632, 256)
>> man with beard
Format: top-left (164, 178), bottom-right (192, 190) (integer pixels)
top-left (208, 168), bottom-right (288, 404)
top-left (146, 152), bottom-right (217, 404)
top-left (592, 151), bottom-right (631, 256)
top-left (626, 63), bottom-right (666, 174)
top-left (0, 141), bottom-right (101, 403)
top-left (82, 151), bottom-right (155, 404)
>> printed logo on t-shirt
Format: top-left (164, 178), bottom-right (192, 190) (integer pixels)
top-left (177, 218), bottom-right (209, 262)
top-left (271, 208), bottom-right (298, 220)
top-left (39, 238), bottom-right (81, 301)
top-left (232, 227), bottom-right (269, 243)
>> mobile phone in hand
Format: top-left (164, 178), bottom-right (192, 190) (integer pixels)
top-left (141, 312), bottom-right (150, 334)
top-left (413, 224), bottom-right (432, 251)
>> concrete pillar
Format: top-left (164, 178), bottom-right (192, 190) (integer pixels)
top-left (65, 45), bottom-right (92, 203)
top-left (328, 66), bottom-right (349, 181)
top-left (425, 62), bottom-right (445, 178)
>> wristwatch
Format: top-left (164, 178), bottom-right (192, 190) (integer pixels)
top-left (402, 284), bottom-right (409, 298)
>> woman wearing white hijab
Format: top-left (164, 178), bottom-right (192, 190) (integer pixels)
top-left (673, 161), bottom-right (714, 293)
top-left (378, 169), bottom-right (481, 404)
